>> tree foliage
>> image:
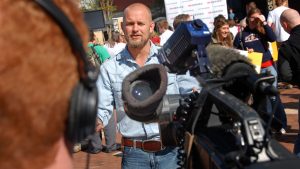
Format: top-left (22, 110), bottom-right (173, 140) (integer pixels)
top-left (80, 0), bottom-right (116, 41)
top-left (80, 0), bottom-right (116, 21)
top-left (99, 0), bottom-right (116, 21)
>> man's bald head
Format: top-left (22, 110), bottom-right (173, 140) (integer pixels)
top-left (124, 3), bottom-right (152, 22)
top-left (280, 9), bottom-right (300, 33)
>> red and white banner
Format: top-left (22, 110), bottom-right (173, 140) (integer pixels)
top-left (164, 0), bottom-right (228, 31)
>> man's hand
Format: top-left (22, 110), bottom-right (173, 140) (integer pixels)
top-left (95, 118), bottom-right (104, 132)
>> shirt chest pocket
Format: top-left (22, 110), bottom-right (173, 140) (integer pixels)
top-left (110, 70), bottom-right (128, 108)
top-left (166, 74), bottom-right (178, 95)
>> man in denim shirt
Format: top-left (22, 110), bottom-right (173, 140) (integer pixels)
top-left (96, 3), bottom-right (199, 169)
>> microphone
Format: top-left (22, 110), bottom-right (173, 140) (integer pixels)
top-left (206, 46), bottom-right (278, 98)
top-left (206, 46), bottom-right (282, 131)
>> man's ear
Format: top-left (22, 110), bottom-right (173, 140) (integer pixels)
top-left (121, 21), bottom-right (125, 33)
top-left (150, 21), bottom-right (155, 33)
top-left (281, 21), bottom-right (289, 33)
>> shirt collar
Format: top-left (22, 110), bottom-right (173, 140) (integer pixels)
top-left (116, 41), bottom-right (159, 63)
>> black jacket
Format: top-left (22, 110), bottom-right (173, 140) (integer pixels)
top-left (278, 25), bottom-right (300, 86)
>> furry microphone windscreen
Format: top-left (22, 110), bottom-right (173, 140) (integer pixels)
top-left (206, 45), bottom-right (255, 78)
top-left (206, 46), bottom-right (259, 101)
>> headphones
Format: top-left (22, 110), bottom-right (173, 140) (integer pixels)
top-left (35, 0), bottom-right (99, 144)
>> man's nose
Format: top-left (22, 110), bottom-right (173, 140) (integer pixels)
top-left (132, 24), bottom-right (139, 32)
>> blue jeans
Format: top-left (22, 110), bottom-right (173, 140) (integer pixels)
top-left (121, 146), bottom-right (179, 169)
top-left (261, 66), bottom-right (277, 87)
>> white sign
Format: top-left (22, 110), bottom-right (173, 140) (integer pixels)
top-left (164, 0), bottom-right (228, 31)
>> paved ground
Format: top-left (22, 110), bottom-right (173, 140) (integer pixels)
top-left (73, 87), bottom-right (300, 169)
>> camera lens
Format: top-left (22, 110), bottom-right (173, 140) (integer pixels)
top-left (130, 80), bottom-right (155, 101)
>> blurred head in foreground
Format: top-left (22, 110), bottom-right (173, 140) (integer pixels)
top-left (0, 0), bottom-right (89, 169)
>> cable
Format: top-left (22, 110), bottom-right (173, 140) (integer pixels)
top-left (176, 131), bottom-right (186, 169)
top-left (263, 94), bottom-right (279, 160)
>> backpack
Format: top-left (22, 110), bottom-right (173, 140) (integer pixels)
top-left (87, 44), bottom-right (101, 68)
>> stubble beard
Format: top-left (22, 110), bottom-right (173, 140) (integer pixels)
top-left (126, 34), bottom-right (150, 49)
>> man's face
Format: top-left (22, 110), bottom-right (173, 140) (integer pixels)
top-left (123, 8), bottom-right (154, 48)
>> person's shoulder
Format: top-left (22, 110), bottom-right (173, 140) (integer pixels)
top-left (94, 44), bottom-right (105, 49)
top-left (274, 6), bottom-right (289, 13)
top-left (87, 42), bottom-right (94, 47)
top-left (101, 48), bottom-right (128, 67)
top-left (100, 54), bottom-right (118, 70)
top-left (166, 29), bottom-right (173, 35)
top-left (115, 43), bottom-right (126, 49)
top-left (278, 6), bottom-right (289, 11)
top-left (279, 41), bottom-right (291, 56)
top-left (268, 9), bottom-right (274, 16)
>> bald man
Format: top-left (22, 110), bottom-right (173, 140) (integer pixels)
top-left (96, 3), bottom-right (199, 168)
top-left (278, 9), bottom-right (300, 86)
top-left (278, 8), bottom-right (300, 157)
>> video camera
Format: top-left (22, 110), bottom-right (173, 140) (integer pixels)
top-left (122, 19), bottom-right (300, 169)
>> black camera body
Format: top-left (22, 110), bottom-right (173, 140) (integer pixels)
top-left (122, 19), bottom-right (300, 169)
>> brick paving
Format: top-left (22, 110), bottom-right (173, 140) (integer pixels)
top-left (73, 87), bottom-right (300, 169)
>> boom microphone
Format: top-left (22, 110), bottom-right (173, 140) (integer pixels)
top-left (206, 46), bottom-right (278, 98)
top-left (206, 46), bottom-right (282, 130)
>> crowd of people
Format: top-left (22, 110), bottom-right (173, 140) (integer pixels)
top-left (86, 0), bottom-right (300, 166)
top-left (1, 0), bottom-right (300, 169)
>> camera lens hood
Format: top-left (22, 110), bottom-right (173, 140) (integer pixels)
top-left (122, 64), bottom-right (168, 122)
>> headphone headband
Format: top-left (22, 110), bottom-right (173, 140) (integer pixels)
top-left (34, 0), bottom-right (99, 144)
top-left (35, 0), bottom-right (98, 87)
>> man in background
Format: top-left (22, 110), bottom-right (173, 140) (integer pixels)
top-left (0, 0), bottom-right (91, 168)
top-left (240, 1), bottom-right (257, 28)
top-left (173, 14), bottom-right (193, 30)
top-left (267, 0), bottom-right (290, 46)
top-left (268, 0), bottom-right (293, 89)
top-left (88, 30), bottom-right (110, 66)
top-left (278, 8), bottom-right (300, 157)
top-left (157, 19), bottom-right (173, 46)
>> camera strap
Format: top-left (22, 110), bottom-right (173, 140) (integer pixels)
top-left (184, 132), bottom-right (194, 168)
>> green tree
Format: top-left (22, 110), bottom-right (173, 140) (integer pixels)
top-left (99, 0), bottom-right (116, 22)
top-left (80, 0), bottom-right (100, 11)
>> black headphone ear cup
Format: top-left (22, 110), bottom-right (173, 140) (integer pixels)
top-left (67, 82), bottom-right (98, 143)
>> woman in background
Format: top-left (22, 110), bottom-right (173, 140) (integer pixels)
top-left (234, 8), bottom-right (288, 134)
top-left (104, 31), bottom-right (126, 57)
top-left (209, 15), bottom-right (233, 48)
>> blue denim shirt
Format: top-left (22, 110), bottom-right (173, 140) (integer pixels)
top-left (97, 43), bottom-right (200, 139)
